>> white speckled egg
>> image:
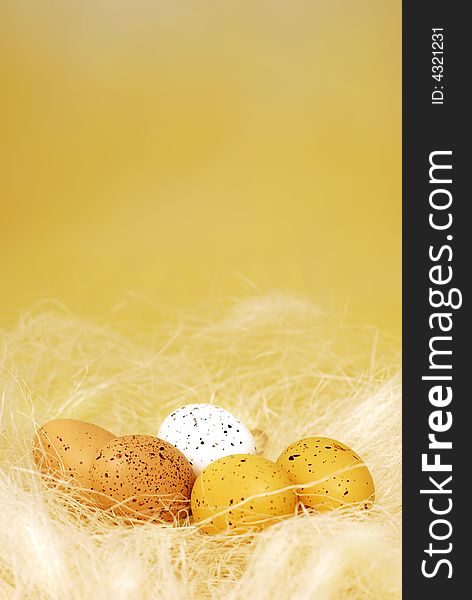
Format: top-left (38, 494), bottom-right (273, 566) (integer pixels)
top-left (157, 404), bottom-right (257, 475)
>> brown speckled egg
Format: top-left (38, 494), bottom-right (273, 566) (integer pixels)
top-left (33, 418), bottom-right (116, 490)
top-left (191, 454), bottom-right (297, 534)
top-left (89, 435), bottom-right (195, 522)
top-left (276, 437), bottom-right (375, 511)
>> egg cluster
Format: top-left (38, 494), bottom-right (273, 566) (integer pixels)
top-left (33, 404), bottom-right (375, 533)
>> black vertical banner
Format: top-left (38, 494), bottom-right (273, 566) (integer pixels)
top-left (403, 1), bottom-right (467, 597)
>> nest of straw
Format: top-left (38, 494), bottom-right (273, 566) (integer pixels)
top-left (0, 293), bottom-right (401, 599)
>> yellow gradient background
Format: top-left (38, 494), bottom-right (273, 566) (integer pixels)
top-left (0, 1), bottom-right (400, 334)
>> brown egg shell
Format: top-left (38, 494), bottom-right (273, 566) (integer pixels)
top-left (89, 435), bottom-right (195, 522)
top-left (33, 418), bottom-right (116, 492)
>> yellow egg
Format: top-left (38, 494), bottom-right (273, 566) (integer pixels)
top-left (191, 454), bottom-right (297, 534)
top-left (33, 418), bottom-right (116, 491)
top-left (89, 435), bottom-right (195, 522)
top-left (276, 437), bottom-right (375, 511)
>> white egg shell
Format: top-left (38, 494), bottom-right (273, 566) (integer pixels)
top-left (157, 404), bottom-right (257, 476)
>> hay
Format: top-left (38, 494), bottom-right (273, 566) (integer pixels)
top-left (0, 293), bottom-right (401, 599)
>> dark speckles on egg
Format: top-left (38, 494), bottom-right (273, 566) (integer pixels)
top-left (191, 453), bottom-right (297, 534)
top-left (33, 418), bottom-right (117, 494)
top-left (276, 436), bottom-right (375, 511)
top-left (89, 435), bottom-right (195, 521)
top-left (157, 404), bottom-right (257, 477)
